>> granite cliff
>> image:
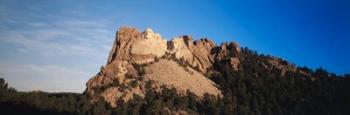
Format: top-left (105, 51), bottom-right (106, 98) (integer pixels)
top-left (85, 27), bottom-right (299, 107)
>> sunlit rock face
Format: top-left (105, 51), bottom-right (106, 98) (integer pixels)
top-left (85, 27), bottom-right (245, 107)
top-left (105, 27), bottom-right (167, 65)
top-left (167, 36), bottom-right (217, 73)
top-left (130, 28), bottom-right (168, 64)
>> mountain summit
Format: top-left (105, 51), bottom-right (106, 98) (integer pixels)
top-left (1, 27), bottom-right (349, 115)
top-left (85, 27), bottom-right (305, 107)
top-left (86, 27), bottom-right (227, 107)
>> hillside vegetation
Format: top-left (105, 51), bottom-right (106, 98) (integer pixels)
top-left (1, 47), bottom-right (350, 115)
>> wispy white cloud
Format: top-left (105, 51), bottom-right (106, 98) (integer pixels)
top-left (0, 2), bottom-right (116, 92)
top-left (0, 19), bottom-right (114, 58)
top-left (0, 18), bottom-right (116, 92)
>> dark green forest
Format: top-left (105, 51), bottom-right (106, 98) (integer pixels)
top-left (1, 47), bottom-right (349, 115)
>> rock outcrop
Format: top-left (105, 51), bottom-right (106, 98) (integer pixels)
top-left (215, 42), bottom-right (241, 70)
top-left (85, 27), bottom-right (303, 108)
top-left (167, 36), bottom-right (217, 73)
top-left (106, 27), bottom-right (167, 65)
top-left (85, 27), bottom-right (229, 107)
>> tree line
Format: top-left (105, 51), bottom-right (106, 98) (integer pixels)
top-left (1, 47), bottom-right (350, 115)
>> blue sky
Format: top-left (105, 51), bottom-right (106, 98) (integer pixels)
top-left (0, 0), bottom-right (349, 92)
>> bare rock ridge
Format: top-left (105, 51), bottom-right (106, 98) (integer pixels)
top-left (85, 27), bottom-right (302, 107)
top-left (86, 27), bottom-right (240, 107)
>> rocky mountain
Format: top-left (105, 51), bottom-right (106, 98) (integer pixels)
top-left (85, 27), bottom-right (224, 107)
top-left (1, 27), bottom-right (349, 115)
top-left (85, 27), bottom-right (304, 108)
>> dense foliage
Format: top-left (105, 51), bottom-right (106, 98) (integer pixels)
top-left (1, 47), bottom-right (349, 115)
top-left (0, 78), bottom-right (109, 115)
top-left (209, 47), bottom-right (350, 115)
top-left (0, 79), bottom-right (219, 115)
